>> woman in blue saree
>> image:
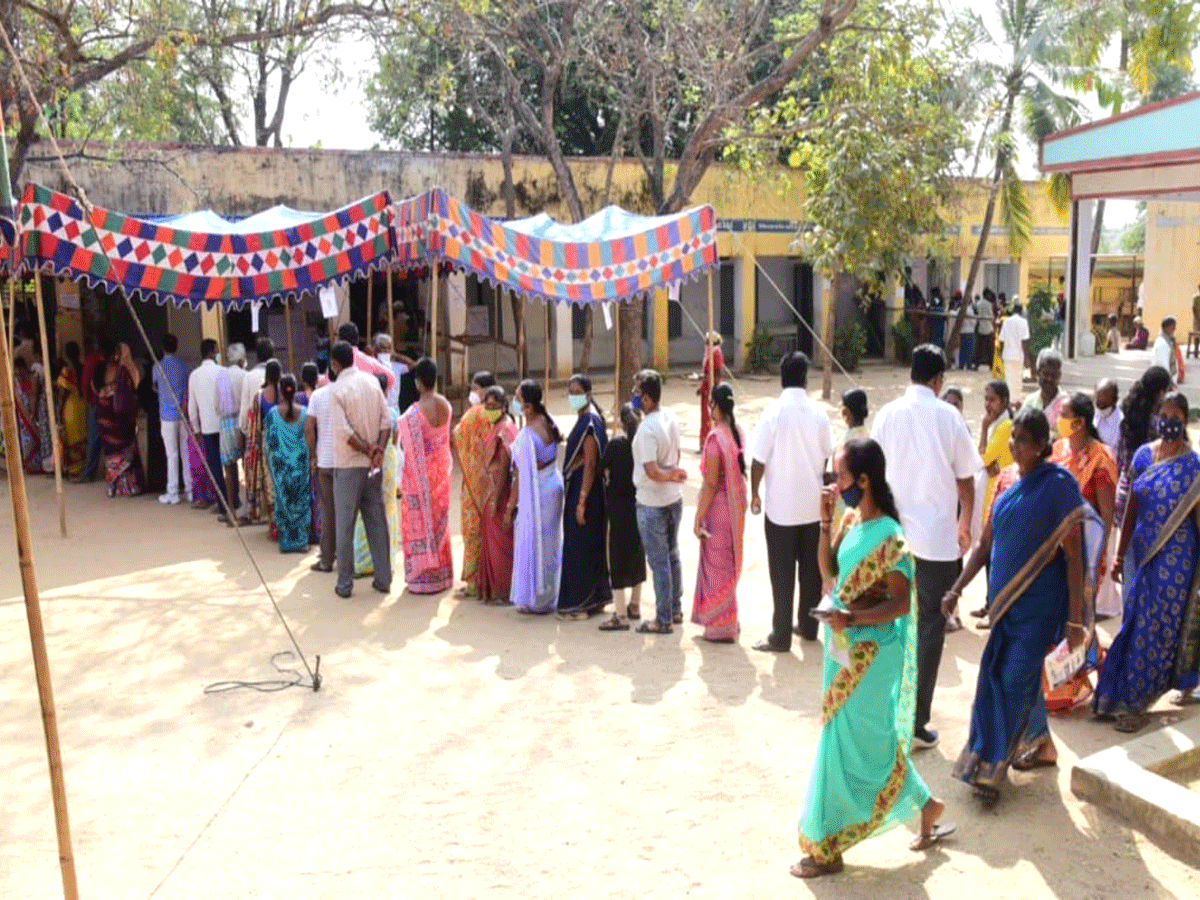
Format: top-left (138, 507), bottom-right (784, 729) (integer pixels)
top-left (558, 374), bottom-right (613, 619)
top-left (943, 408), bottom-right (1089, 803)
top-left (1098, 391), bottom-right (1200, 731)
top-left (263, 375), bottom-right (312, 553)
top-left (794, 437), bottom-right (951, 879)
top-left (506, 380), bottom-right (564, 614)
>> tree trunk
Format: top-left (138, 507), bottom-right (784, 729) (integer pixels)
top-left (1089, 199), bottom-right (1106, 279)
top-left (821, 281), bottom-right (836, 399)
top-left (616, 300), bottom-right (641, 416)
top-left (500, 131), bottom-right (525, 376)
top-left (947, 94), bottom-right (1016, 361)
top-left (579, 306), bottom-right (594, 372)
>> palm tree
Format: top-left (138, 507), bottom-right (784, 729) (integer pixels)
top-left (946, 0), bottom-right (1084, 359)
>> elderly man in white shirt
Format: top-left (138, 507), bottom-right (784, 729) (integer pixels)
top-left (304, 371), bottom-right (339, 572)
top-left (238, 336), bottom-right (275, 436)
top-left (749, 351), bottom-right (833, 652)
top-left (872, 344), bottom-right (982, 749)
top-left (1153, 315), bottom-right (1180, 382)
top-left (1093, 379), bottom-right (1123, 450)
top-left (187, 338), bottom-right (226, 513)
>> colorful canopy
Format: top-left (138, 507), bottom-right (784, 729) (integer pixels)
top-left (422, 188), bottom-right (719, 305)
top-left (18, 184), bottom-right (395, 309)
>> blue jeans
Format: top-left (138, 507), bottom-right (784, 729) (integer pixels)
top-left (635, 500), bottom-right (683, 626)
top-left (81, 404), bottom-right (101, 480)
top-left (958, 332), bottom-right (975, 369)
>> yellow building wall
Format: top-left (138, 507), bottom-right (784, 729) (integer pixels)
top-left (1144, 202), bottom-right (1200, 335)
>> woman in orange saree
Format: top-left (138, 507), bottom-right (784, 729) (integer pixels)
top-left (451, 372), bottom-right (497, 597)
top-left (691, 383), bottom-right (747, 642)
top-left (477, 386), bottom-right (519, 603)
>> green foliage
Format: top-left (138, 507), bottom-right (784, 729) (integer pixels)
top-left (1027, 286), bottom-right (1058, 358)
top-left (891, 317), bottom-right (915, 364)
top-left (1120, 206), bottom-right (1147, 254)
top-left (834, 323), bottom-right (868, 372)
top-left (744, 325), bottom-right (777, 374)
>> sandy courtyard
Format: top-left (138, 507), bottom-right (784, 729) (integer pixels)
top-left (2, 359), bottom-right (1198, 899)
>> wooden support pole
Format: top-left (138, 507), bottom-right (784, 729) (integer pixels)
top-left (543, 301), bottom-right (550, 399)
top-left (366, 273), bottom-right (374, 344)
top-left (386, 268), bottom-right (395, 344)
top-left (7, 277), bottom-right (16, 354)
top-left (613, 301), bottom-right (621, 421)
top-left (0, 305), bottom-right (80, 900)
top-left (33, 276), bottom-right (66, 537)
top-left (431, 270), bottom-right (442, 376)
top-left (283, 298), bottom-right (296, 374)
top-left (706, 272), bottom-right (716, 392)
top-left (517, 292), bottom-right (527, 379)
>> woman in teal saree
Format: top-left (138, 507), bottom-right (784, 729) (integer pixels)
top-left (794, 437), bottom-right (952, 879)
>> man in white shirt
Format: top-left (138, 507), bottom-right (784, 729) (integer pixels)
top-left (1093, 379), bottom-right (1123, 450)
top-left (631, 369), bottom-right (688, 633)
top-left (973, 291), bottom-right (995, 370)
top-left (872, 344), bottom-right (982, 749)
top-left (373, 332), bottom-right (414, 412)
top-left (749, 352), bottom-right (833, 651)
top-left (999, 301), bottom-right (1031, 403)
top-left (187, 338), bottom-right (226, 512)
top-left (304, 371), bottom-right (339, 572)
top-left (1153, 315), bottom-right (1180, 383)
top-left (238, 337), bottom-right (275, 435)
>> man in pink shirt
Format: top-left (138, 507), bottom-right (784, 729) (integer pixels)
top-left (338, 322), bottom-right (396, 396)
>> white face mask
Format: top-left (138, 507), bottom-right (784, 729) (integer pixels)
top-left (468, 390), bottom-right (481, 406)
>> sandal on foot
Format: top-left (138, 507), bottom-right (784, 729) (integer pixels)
top-left (910, 821), bottom-right (957, 851)
top-left (636, 621), bottom-right (672, 634)
top-left (598, 615), bottom-right (630, 631)
top-left (969, 606), bottom-right (988, 618)
top-left (1012, 752), bottom-right (1058, 771)
top-left (789, 855), bottom-right (844, 879)
top-left (626, 603), bottom-right (641, 621)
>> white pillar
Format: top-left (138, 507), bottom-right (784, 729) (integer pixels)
top-left (1068, 200), bottom-right (1094, 359)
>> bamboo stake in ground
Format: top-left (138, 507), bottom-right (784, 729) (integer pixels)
top-left (706, 272), bottom-right (716, 396)
top-left (0, 303), bottom-right (80, 900)
top-left (283, 298), bottom-right (296, 374)
top-left (32, 275), bottom-right (66, 537)
top-left (543, 301), bottom-right (550, 399)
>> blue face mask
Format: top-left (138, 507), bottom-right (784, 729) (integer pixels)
top-left (1158, 417), bottom-right (1186, 441)
top-left (840, 483), bottom-right (864, 509)
top-left (511, 398), bottom-right (524, 419)
top-left (630, 392), bottom-right (643, 411)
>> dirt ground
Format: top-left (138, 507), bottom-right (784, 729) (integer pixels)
top-left (2, 358), bottom-right (1198, 899)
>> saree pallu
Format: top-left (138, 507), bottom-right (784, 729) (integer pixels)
top-left (398, 405), bottom-right (454, 594)
top-left (511, 429), bottom-right (563, 613)
top-left (98, 370), bottom-right (143, 497)
top-left (1095, 447), bottom-right (1200, 717)
top-left (188, 431), bottom-right (218, 504)
top-left (954, 463), bottom-right (1089, 790)
top-left (15, 372), bottom-right (52, 474)
top-left (477, 421), bottom-right (518, 600)
top-left (452, 405), bottom-right (493, 587)
top-left (559, 411), bottom-right (612, 614)
top-left (245, 396), bottom-right (276, 537)
top-left (698, 346), bottom-right (724, 449)
top-left (692, 426), bottom-right (746, 641)
top-left (265, 407), bottom-right (312, 553)
top-left (56, 368), bottom-right (87, 477)
top-left (799, 515), bottom-right (927, 864)
top-left (356, 409), bottom-right (400, 577)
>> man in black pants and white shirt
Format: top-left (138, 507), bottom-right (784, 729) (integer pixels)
top-left (872, 343), bottom-right (982, 749)
top-left (749, 352), bottom-right (833, 652)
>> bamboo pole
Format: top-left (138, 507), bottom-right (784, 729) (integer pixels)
top-left (543, 301), bottom-right (550, 399)
top-left (7, 278), bottom-right (15, 354)
top-left (431, 270), bottom-right (442, 377)
top-left (283, 298), bottom-right (296, 374)
top-left (366, 273), bottom-right (374, 345)
top-left (613, 301), bottom-right (621, 421)
top-left (33, 276), bottom-right (66, 537)
top-left (706, 272), bottom-right (716, 394)
top-left (0, 304), bottom-right (80, 900)
top-left (386, 268), bottom-right (395, 344)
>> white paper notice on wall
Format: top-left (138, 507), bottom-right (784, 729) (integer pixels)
top-left (250, 300), bottom-right (262, 332)
top-left (602, 302), bottom-right (613, 331)
top-left (318, 284), bottom-right (339, 318)
top-left (668, 282), bottom-right (680, 303)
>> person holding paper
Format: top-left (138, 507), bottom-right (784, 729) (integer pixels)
top-left (942, 408), bottom-right (1090, 804)
top-left (1096, 392), bottom-right (1200, 731)
top-left (793, 437), bottom-right (952, 879)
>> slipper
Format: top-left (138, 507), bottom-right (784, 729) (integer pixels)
top-left (598, 616), bottom-right (630, 631)
top-left (969, 607), bottom-right (988, 618)
top-left (789, 855), bottom-right (844, 879)
top-left (636, 621), bottom-right (672, 634)
top-left (910, 821), bottom-right (957, 851)
top-left (1012, 755), bottom-right (1058, 771)
top-left (626, 603), bottom-right (640, 620)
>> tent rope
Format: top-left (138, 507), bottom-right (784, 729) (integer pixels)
top-left (1, 17), bottom-right (320, 694)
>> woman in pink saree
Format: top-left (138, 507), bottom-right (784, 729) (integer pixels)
top-left (477, 385), bottom-right (519, 603)
top-left (691, 383), bottom-right (747, 642)
top-left (397, 357), bottom-right (455, 594)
